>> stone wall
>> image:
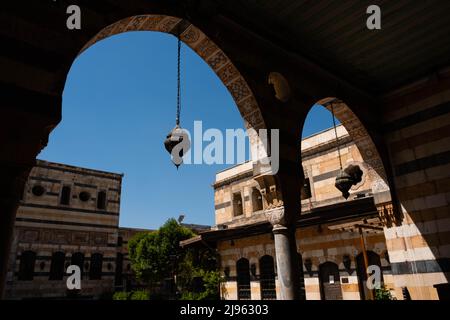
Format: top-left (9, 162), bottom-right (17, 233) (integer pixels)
top-left (213, 126), bottom-right (398, 300)
top-left (217, 221), bottom-right (397, 300)
top-left (5, 160), bottom-right (123, 299)
top-left (381, 73), bottom-right (450, 300)
top-left (214, 125), bottom-right (375, 228)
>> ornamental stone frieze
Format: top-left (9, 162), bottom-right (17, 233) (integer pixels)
top-left (253, 171), bottom-right (284, 210)
top-left (376, 202), bottom-right (400, 228)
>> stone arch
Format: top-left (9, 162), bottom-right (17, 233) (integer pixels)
top-left (259, 255), bottom-right (277, 300)
top-left (236, 257), bottom-right (251, 300)
top-left (77, 14), bottom-right (267, 158)
top-left (49, 251), bottom-right (65, 281)
top-left (318, 261), bottom-right (343, 300)
top-left (18, 250), bottom-right (36, 281)
top-left (356, 250), bottom-right (384, 300)
top-left (314, 97), bottom-right (391, 199)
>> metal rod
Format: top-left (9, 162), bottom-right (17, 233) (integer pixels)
top-left (355, 224), bottom-right (383, 231)
top-left (176, 32), bottom-right (181, 126)
top-left (330, 103), bottom-right (343, 170)
top-left (358, 226), bottom-right (374, 300)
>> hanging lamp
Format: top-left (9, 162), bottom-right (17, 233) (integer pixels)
top-left (164, 30), bottom-right (190, 169)
top-left (331, 102), bottom-right (361, 199)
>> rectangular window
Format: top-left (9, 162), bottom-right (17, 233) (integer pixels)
top-left (60, 186), bottom-right (71, 205)
top-left (251, 188), bottom-right (263, 212)
top-left (233, 193), bottom-right (243, 217)
top-left (97, 191), bottom-right (107, 210)
top-left (301, 178), bottom-right (312, 200)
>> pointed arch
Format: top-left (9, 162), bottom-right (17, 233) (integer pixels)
top-left (78, 15), bottom-right (268, 158)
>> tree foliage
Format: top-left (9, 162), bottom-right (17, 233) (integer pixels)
top-left (128, 219), bottom-right (195, 284)
top-left (375, 285), bottom-right (396, 300)
top-left (128, 218), bottom-right (223, 299)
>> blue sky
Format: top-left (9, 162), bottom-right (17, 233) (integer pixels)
top-left (39, 31), bottom-right (335, 229)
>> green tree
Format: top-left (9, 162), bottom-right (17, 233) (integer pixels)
top-left (177, 248), bottom-right (223, 300)
top-left (128, 219), bottom-right (195, 285)
top-left (375, 285), bottom-right (396, 300)
top-left (128, 218), bottom-right (223, 299)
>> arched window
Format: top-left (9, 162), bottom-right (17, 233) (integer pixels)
top-left (298, 253), bottom-right (306, 300)
top-left (18, 250), bottom-right (36, 281)
top-left (97, 191), bottom-right (107, 210)
top-left (356, 251), bottom-right (383, 300)
top-left (60, 186), bottom-right (71, 205)
top-left (236, 258), bottom-right (251, 300)
top-left (71, 252), bottom-right (84, 279)
top-left (301, 175), bottom-right (312, 200)
top-left (259, 255), bottom-right (276, 300)
top-left (319, 261), bottom-right (342, 300)
top-left (49, 251), bottom-right (65, 280)
top-left (232, 193), bottom-right (243, 217)
top-left (115, 253), bottom-right (123, 287)
top-left (89, 253), bottom-right (103, 280)
top-left (251, 188), bottom-right (263, 212)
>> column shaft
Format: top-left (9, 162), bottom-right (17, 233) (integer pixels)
top-left (273, 225), bottom-right (301, 300)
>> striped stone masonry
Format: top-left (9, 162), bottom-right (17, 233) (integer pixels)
top-left (381, 74), bottom-right (450, 300)
top-left (5, 160), bottom-right (150, 299)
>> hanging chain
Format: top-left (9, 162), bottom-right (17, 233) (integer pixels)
top-left (331, 102), bottom-right (343, 170)
top-left (176, 33), bottom-right (181, 126)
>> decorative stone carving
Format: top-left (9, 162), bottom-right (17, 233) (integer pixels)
top-left (371, 177), bottom-right (390, 193)
top-left (264, 206), bottom-right (286, 230)
top-left (377, 202), bottom-right (399, 228)
top-left (268, 72), bottom-right (291, 102)
top-left (54, 231), bottom-right (69, 244)
top-left (253, 173), bottom-right (283, 210)
top-left (21, 229), bottom-right (39, 242)
top-left (180, 25), bottom-right (201, 44)
top-left (217, 63), bottom-right (240, 85)
top-left (344, 161), bottom-right (368, 191)
top-left (91, 232), bottom-right (107, 245)
top-left (72, 232), bottom-right (89, 245)
top-left (157, 16), bottom-right (181, 33)
top-left (207, 51), bottom-right (228, 71)
top-left (227, 78), bottom-right (251, 103)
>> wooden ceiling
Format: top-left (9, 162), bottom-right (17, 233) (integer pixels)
top-left (214, 0), bottom-right (450, 94)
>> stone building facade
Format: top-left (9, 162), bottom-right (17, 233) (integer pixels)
top-left (4, 160), bottom-right (148, 299)
top-left (183, 125), bottom-right (401, 300)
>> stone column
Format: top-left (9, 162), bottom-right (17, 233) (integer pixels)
top-left (253, 154), bottom-right (303, 300)
top-left (0, 197), bottom-right (20, 298)
top-left (265, 206), bottom-right (301, 300)
top-left (0, 164), bottom-right (30, 299)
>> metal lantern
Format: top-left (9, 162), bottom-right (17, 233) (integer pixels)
top-left (164, 125), bottom-right (189, 169)
top-left (164, 28), bottom-right (191, 169)
top-left (328, 101), bottom-right (364, 199)
top-left (335, 164), bottom-right (363, 199)
top-left (335, 169), bottom-right (354, 199)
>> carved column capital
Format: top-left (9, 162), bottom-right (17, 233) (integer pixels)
top-left (264, 206), bottom-right (287, 232)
